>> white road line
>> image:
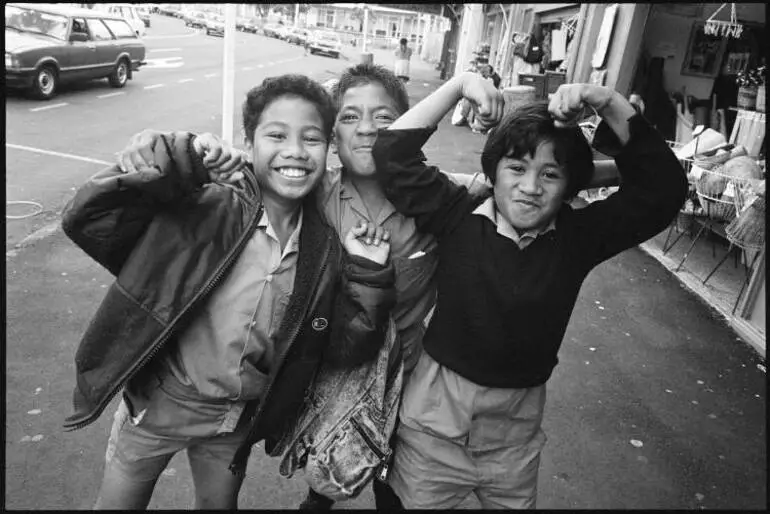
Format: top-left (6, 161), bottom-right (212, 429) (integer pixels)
top-left (178, 78), bottom-right (194, 83)
top-left (257, 64), bottom-right (264, 68)
top-left (242, 66), bottom-right (253, 71)
top-left (6, 143), bottom-right (111, 166)
top-left (144, 84), bottom-right (165, 90)
top-left (29, 103), bottom-right (68, 112)
top-left (204, 73), bottom-right (218, 78)
top-left (149, 47), bottom-right (182, 53)
top-left (267, 62), bottom-right (275, 66)
top-left (144, 32), bottom-right (198, 40)
top-left (97, 92), bottom-right (125, 99)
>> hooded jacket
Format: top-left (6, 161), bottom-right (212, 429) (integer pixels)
top-left (61, 132), bottom-right (396, 469)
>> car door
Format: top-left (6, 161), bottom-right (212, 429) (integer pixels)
top-left (63, 17), bottom-right (98, 82)
top-left (85, 17), bottom-right (119, 78)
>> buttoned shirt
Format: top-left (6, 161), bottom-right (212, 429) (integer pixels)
top-left (152, 207), bottom-right (302, 434)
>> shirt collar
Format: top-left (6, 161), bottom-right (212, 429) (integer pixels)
top-left (258, 207), bottom-right (303, 256)
top-left (339, 167), bottom-right (397, 225)
top-left (472, 196), bottom-right (556, 249)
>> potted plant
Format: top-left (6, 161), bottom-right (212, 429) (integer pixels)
top-left (736, 65), bottom-right (764, 111)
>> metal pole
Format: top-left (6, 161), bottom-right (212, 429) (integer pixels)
top-left (362, 5), bottom-right (369, 53)
top-left (295, 3), bottom-right (299, 27)
top-left (222, 4), bottom-right (236, 143)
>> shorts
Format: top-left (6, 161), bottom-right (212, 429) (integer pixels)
top-left (104, 373), bottom-right (253, 482)
top-left (389, 350), bottom-right (547, 509)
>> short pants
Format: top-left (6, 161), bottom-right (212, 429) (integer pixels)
top-left (389, 350), bottom-right (547, 509)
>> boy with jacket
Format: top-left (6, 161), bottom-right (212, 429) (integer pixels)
top-left (368, 75), bottom-right (688, 508)
top-left (115, 64), bottom-right (490, 510)
top-left (61, 74), bottom-right (396, 509)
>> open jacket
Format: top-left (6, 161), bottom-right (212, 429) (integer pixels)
top-left (60, 132), bottom-right (396, 469)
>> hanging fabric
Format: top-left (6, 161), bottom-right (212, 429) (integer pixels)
top-left (704, 3), bottom-right (744, 39)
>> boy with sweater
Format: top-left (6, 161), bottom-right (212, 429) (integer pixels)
top-left (369, 74), bottom-right (687, 508)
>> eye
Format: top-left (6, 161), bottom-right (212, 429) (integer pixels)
top-left (375, 114), bottom-right (395, 123)
top-left (507, 164), bottom-right (526, 174)
top-left (542, 169), bottom-right (564, 181)
top-left (303, 135), bottom-right (325, 144)
top-left (339, 113), bottom-right (358, 122)
top-left (266, 132), bottom-right (286, 140)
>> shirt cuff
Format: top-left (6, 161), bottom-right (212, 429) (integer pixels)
top-left (591, 113), bottom-right (657, 158)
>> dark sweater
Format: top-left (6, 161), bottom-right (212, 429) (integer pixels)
top-left (372, 115), bottom-right (687, 388)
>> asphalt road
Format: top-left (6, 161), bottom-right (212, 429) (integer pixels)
top-left (4, 13), bottom-right (766, 511)
top-left (6, 14), bottom-right (352, 251)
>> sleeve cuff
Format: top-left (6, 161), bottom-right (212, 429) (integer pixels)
top-left (374, 127), bottom-right (437, 160)
top-left (346, 255), bottom-right (395, 287)
top-left (591, 113), bottom-right (657, 158)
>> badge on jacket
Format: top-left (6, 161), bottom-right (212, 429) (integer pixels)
top-left (312, 318), bottom-right (328, 331)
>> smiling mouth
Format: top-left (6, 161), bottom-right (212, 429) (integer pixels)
top-left (515, 199), bottom-right (540, 208)
top-left (275, 167), bottom-right (311, 179)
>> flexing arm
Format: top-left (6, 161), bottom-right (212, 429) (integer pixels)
top-left (61, 132), bottom-right (225, 275)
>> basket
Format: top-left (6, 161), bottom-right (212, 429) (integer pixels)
top-left (693, 166), bottom-right (759, 222)
top-left (666, 140), bottom-right (694, 175)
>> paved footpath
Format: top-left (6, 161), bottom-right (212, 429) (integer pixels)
top-left (4, 49), bottom-right (765, 510)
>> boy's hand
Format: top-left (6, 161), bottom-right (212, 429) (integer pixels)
top-left (344, 221), bottom-right (391, 266)
top-left (192, 133), bottom-right (248, 184)
top-left (116, 130), bottom-right (247, 184)
top-left (548, 84), bottom-right (614, 128)
top-left (460, 72), bottom-right (504, 129)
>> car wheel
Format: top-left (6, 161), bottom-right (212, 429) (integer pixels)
top-left (108, 59), bottom-right (129, 88)
top-left (333, 52), bottom-right (339, 59)
top-left (32, 65), bottom-right (58, 100)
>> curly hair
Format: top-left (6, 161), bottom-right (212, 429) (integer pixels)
top-left (242, 74), bottom-right (336, 143)
top-left (330, 63), bottom-right (409, 116)
top-left (481, 101), bottom-right (595, 198)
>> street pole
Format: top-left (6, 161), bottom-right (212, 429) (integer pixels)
top-left (362, 5), bottom-right (369, 53)
top-left (295, 3), bottom-right (299, 27)
top-left (222, 4), bottom-right (236, 143)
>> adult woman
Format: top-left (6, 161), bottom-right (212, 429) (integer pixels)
top-left (394, 38), bottom-right (412, 82)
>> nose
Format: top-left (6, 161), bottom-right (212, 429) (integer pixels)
top-left (356, 114), bottom-right (377, 136)
top-left (280, 134), bottom-right (309, 160)
top-left (518, 170), bottom-right (542, 195)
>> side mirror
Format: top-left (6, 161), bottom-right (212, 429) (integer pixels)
top-left (69, 32), bottom-right (88, 42)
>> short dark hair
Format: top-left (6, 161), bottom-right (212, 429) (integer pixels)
top-left (399, 37), bottom-right (408, 45)
top-left (331, 63), bottom-right (410, 115)
top-left (481, 101), bottom-right (594, 198)
top-left (242, 74), bottom-right (336, 143)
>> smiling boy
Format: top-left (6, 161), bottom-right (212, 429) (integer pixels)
top-left (62, 74), bottom-right (395, 509)
top-left (369, 74), bottom-right (688, 508)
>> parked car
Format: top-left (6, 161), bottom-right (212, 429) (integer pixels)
top-left (308, 30), bottom-right (342, 59)
top-left (243, 17), bottom-right (263, 34)
top-left (91, 4), bottom-right (146, 37)
top-left (158, 4), bottom-right (182, 18)
top-left (183, 10), bottom-right (206, 29)
top-left (235, 16), bottom-right (250, 32)
top-left (5, 3), bottom-right (146, 100)
top-left (285, 27), bottom-right (311, 46)
top-left (137, 5), bottom-right (151, 28)
top-left (275, 25), bottom-right (292, 41)
top-left (261, 23), bottom-right (284, 39)
top-left (205, 14), bottom-right (224, 37)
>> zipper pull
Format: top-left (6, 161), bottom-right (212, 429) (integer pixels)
top-left (378, 462), bottom-right (389, 482)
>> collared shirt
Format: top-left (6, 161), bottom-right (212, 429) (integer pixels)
top-left (471, 196), bottom-right (556, 249)
top-left (154, 207), bottom-right (302, 434)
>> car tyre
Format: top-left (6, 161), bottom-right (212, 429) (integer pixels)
top-left (332, 52), bottom-right (340, 59)
top-left (109, 59), bottom-right (129, 88)
top-left (32, 65), bottom-right (58, 100)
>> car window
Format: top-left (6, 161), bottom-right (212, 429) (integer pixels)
top-left (86, 18), bottom-right (114, 41)
top-left (71, 18), bottom-right (89, 37)
top-left (5, 5), bottom-right (69, 40)
top-left (102, 18), bottom-right (135, 39)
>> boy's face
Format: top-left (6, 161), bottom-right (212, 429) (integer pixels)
top-left (245, 95), bottom-right (328, 203)
top-left (334, 82), bottom-right (400, 178)
top-left (494, 141), bottom-right (569, 233)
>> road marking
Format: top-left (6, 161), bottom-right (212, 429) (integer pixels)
top-left (97, 92), bottom-right (125, 99)
top-left (6, 143), bottom-right (111, 166)
top-left (257, 64), bottom-right (264, 68)
top-left (267, 62), bottom-right (275, 66)
top-left (144, 56), bottom-right (184, 69)
top-left (204, 73), bottom-right (218, 78)
top-left (29, 103), bottom-right (67, 112)
top-left (178, 78), bottom-right (194, 83)
top-left (144, 32), bottom-right (198, 40)
top-left (149, 47), bottom-right (182, 53)
top-left (144, 84), bottom-right (165, 90)
top-left (242, 66), bottom-right (253, 71)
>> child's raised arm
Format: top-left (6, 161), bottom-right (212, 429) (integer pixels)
top-left (388, 71), bottom-right (503, 130)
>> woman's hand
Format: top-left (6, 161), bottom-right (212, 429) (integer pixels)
top-left (344, 221), bottom-right (391, 266)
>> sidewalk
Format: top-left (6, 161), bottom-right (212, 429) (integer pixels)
top-left (4, 60), bottom-right (766, 510)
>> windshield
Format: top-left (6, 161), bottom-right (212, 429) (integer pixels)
top-left (5, 5), bottom-right (69, 40)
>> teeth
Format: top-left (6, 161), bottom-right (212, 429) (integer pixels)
top-left (277, 167), bottom-right (307, 178)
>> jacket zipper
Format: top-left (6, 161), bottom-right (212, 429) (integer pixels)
top-left (68, 204), bottom-right (265, 431)
top-left (229, 232), bottom-right (332, 471)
